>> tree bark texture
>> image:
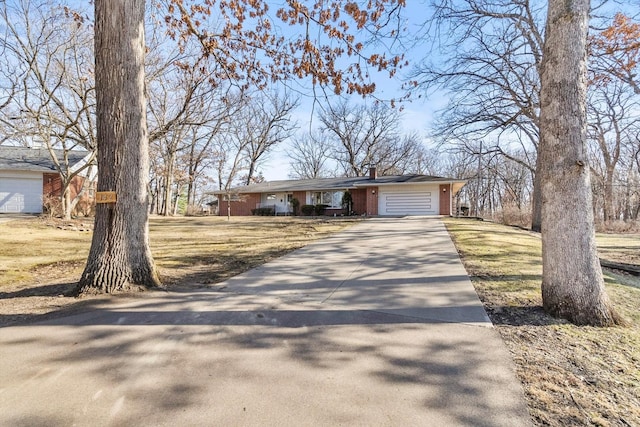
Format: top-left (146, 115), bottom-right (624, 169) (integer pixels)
top-left (530, 155), bottom-right (542, 232)
top-left (538, 0), bottom-right (621, 326)
top-left (77, 0), bottom-right (160, 294)
top-left (63, 186), bottom-right (72, 221)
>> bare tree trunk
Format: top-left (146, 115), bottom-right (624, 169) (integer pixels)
top-left (623, 162), bottom-right (634, 221)
top-left (538, 0), bottom-right (622, 326)
top-left (531, 157), bottom-right (542, 232)
top-left (149, 179), bottom-right (157, 214)
top-left (162, 153), bottom-right (175, 216)
top-left (187, 153), bottom-right (196, 206)
top-left (62, 186), bottom-right (72, 220)
top-left (173, 184), bottom-right (182, 216)
top-left (77, 0), bottom-right (160, 294)
top-left (245, 161), bottom-right (256, 185)
top-left (603, 165), bottom-right (616, 222)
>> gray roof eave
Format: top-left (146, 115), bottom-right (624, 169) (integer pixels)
top-left (212, 175), bottom-right (467, 195)
top-left (0, 147), bottom-right (89, 172)
top-left (212, 183), bottom-right (361, 195)
top-left (355, 179), bottom-right (468, 187)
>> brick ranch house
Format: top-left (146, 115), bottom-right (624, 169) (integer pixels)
top-left (0, 146), bottom-right (94, 214)
top-left (215, 167), bottom-right (466, 217)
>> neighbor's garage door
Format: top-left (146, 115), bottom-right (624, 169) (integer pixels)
top-left (0, 173), bottom-right (43, 213)
top-left (378, 185), bottom-right (438, 216)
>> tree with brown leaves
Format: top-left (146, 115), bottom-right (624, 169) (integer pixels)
top-left (79, 0), bottom-right (408, 294)
top-left (590, 13), bottom-right (640, 94)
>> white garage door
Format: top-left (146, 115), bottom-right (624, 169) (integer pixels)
top-left (379, 187), bottom-right (437, 216)
top-left (0, 173), bottom-right (43, 213)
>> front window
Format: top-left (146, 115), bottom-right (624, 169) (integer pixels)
top-left (312, 191), bottom-right (344, 208)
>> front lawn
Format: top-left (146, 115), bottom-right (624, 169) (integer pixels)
top-left (444, 218), bottom-right (640, 426)
top-left (0, 216), bottom-right (360, 325)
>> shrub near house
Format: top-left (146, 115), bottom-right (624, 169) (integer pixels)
top-left (301, 205), bottom-right (315, 216)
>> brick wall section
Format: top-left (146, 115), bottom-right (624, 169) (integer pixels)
top-left (42, 173), bottom-right (94, 215)
top-left (69, 176), bottom-right (87, 200)
top-left (349, 188), bottom-right (378, 215)
top-left (325, 208), bottom-right (343, 216)
top-left (43, 173), bottom-right (62, 197)
top-left (292, 191), bottom-right (306, 214)
top-left (219, 193), bottom-right (261, 216)
top-left (350, 189), bottom-right (367, 215)
top-left (43, 173), bottom-right (89, 200)
top-left (218, 196), bottom-right (226, 215)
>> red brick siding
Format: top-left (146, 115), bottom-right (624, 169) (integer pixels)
top-left (43, 173), bottom-right (92, 202)
top-left (439, 184), bottom-right (451, 215)
top-left (324, 208), bottom-right (343, 216)
top-left (42, 173), bottom-right (94, 215)
top-left (218, 193), bottom-right (261, 216)
top-left (349, 187), bottom-right (378, 215)
top-left (292, 191), bottom-right (306, 214)
top-left (350, 189), bottom-right (367, 215)
top-left (69, 176), bottom-right (86, 200)
top-left (43, 173), bottom-right (62, 197)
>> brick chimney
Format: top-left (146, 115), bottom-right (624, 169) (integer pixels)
top-left (369, 166), bottom-right (377, 180)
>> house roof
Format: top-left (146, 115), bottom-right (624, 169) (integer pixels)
top-left (214, 174), bottom-right (466, 195)
top-left (0, 146), bottom-right (89, 173)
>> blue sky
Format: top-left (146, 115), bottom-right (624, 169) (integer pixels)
top-left (10, 1), bottom-right (634, 182)
top-left (258, 1), bottom-right (439, 180)
top-left (0, 0), bottom-right (438, 181)
top-left (254, 0), bottom-right (639, 182)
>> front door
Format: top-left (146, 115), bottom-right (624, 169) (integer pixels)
top-left (264, 193), bottom-right (294, 215)
top-left (285, 193), bottom-right (293, 215)
top-left (439, 184), bottom-right (451, 215)
top-left (273, 193), bottom-right (291, 215)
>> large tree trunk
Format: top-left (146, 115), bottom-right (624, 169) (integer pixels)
top-left (77, 0), bottom-right (160, 294)
top-left (538, 0), bottom-right (621, 326)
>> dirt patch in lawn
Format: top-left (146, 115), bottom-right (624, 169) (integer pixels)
top-left (444, 218), bottom-right (640, 427)
top-left (0, 216), bottom-right (360, 327)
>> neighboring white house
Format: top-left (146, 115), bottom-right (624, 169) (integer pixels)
top-left (0, 146), bottom-right (92, 214)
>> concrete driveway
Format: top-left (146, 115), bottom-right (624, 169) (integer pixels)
top-left (0, 217), bottom-right (531, 426)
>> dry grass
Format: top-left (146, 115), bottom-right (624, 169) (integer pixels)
top-left (3, 214), bottom-right (639, 426)
top-left (444, 218), bottom-right (640, 427)
top-left (0, 215), bottom-right (360, 325)
top-left (596, 232), bottom-right (640, 266)
top-left (0, 218), bottom-right (92, 286)
top-left (149, 216), bottom-right (360, 288)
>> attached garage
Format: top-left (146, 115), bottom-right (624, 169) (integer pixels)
top-left (0, 172), bottom-right (43, 213)
top-left (378, 185), bottom-right (438, 216)
top-left (0, 146), bottom-right (92, 215)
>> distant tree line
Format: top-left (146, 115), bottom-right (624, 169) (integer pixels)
top-left (413, 1), bottom-right (640, 229)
